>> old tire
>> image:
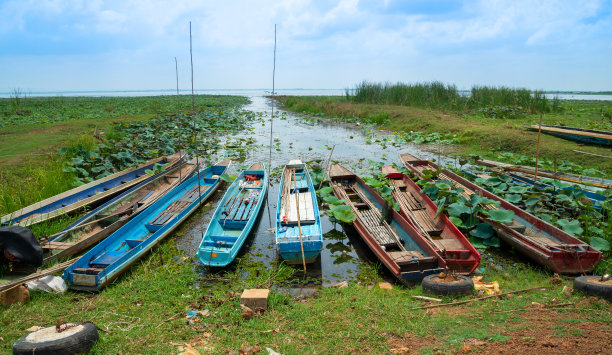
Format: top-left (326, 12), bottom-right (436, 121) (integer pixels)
top-left (13, 322), bottom-right (98, 355)
top-left (573, 276), bottom-right (612, 300)
top-left (422, 274), bottom-right (474, 296)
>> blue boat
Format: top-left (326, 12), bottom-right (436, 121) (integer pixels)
top-left (275, 160), bottom-right (322, 265)
top-left (42, 160), bottom-right (198, 264)
top-left (1, 154), bottom-right (182, 227)
top-left (528, 124), bottom-right (612, 146)
top-left (197, 163), bottom-right (267, 267)
top-left (63, 160), bottom-right (230, 291)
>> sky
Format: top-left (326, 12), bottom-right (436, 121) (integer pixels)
top-left (1, 0), bottom-right (611, 92)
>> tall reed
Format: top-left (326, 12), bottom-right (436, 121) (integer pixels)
top-left (350, 81), bottom-right (561, 114)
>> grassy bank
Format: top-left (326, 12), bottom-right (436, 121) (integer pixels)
top-left (350, 81), bottom-right (561, 113)
top-left (276, 95), bottom-right (612, 174)
top-left (1, 237), bottom-right (610, 353)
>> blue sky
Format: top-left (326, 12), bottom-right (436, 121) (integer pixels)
top-left (1, 0), bottom-right (611, 92)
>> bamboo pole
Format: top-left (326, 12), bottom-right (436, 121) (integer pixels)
top-left (533, 114), bottom-right (543, 185)
top-left (292, 170), bottom-right (307, 272)
top-left (318, 145), bottom-right (336, 190)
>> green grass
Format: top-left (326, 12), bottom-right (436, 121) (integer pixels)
top-left (349, 81), bottom-right (561, 113)
top-left (276, 96), bottom-right (612, 174)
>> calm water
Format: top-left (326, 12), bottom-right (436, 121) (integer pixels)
top-left (175, 95), bottom-right (446, 286)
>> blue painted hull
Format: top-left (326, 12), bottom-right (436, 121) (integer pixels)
top-left (275, 161), bottom-right (323, 265)
top-left (62, 161), bottom-right (229, 291)
top-left (197, 163), bottom-right (267, 267)
top-left (529, 124), bottom-right (612, 146)
top-left (1, 155), bottom-right (180, 226)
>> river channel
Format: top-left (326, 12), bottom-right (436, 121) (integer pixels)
top-left (175, 95), bottom-right (451, 288)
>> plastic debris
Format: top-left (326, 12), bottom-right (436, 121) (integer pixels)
top-left (471, 276), bottom-right (501, 295)
top-left (26, 276), bottom-right (67, 293)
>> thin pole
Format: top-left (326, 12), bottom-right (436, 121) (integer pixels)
top-left (266, 24), bottom-right (277, 226)
top-left (189, 21), bottom-right (203, 208)
top-left (292, 170), bottom-right (307, 272)
top-left (318, 144), bottom-right (336, 190)
top-left (175, 57), bottom-right (183, 181)
top-left (533, 114), bottom-right (543, 185)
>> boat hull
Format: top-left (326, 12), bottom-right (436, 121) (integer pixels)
top-left (1, 154), bottom-right (182, 226)
top-left (329, 164), bottom-right (445, 284)
top-left (63, 161), bottom-right (229, 291)
top-left (528, 124), bottom-right (612, 146)
top-left (197, 163), bottom-right (268, 267)
top-left (275, 161), bottom-right (323, 265)
top-left (400, 153), bottom-right (602, 274)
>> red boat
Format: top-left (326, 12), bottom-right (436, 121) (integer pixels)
top-left (328, 164), bottom-right (445, 283)
top-left (399, 153), bottom-right (602, 274)
top-left (382, 165), bottom-right (480, 274)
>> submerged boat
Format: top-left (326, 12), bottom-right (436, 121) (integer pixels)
top-left (1, 154), bottom-right (182, 227)
top-left (527, 124), bottom-right (612, 146)
top-left (382, 165), bottom-right (480, 274)
top-left (197, 163), bottom-right (267, 267)
top-left (399, 153), bottom-right (602, 274)
top-left (275, 160), bottom-right (323, 265)
top-left (63, 160), bottom-right (230, 291)
top-left (328, 164), bottom-right (445, 283)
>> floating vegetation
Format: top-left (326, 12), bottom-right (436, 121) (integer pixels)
top-left (60, 104), bottom-right (255, 186)
top-left (0, 95), bottom-right (249, 128)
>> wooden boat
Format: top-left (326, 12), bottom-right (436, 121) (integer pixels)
top-left (275, 160), bottom-right (323, 265)
top-left (1, 154), bottom-right (182, 227)
top-left (197, 163), bottom-right (267, 267)
top-left (527, 124), bottom-right (612, 146)
top-left (63, 160), bottom-right (230, 291)
top-left (399, 153), bottom-right (602, 274)
top-left (382, 165), bottom-right (480, 274)
top-left (41, 160), bottom-right (198, 265)
top-left (475, 158), bottom-right (612, 189)
top-left (328, 164), bottom-right (445, 283)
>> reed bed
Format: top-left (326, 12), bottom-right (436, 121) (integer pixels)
top-left (349, 81), bottom-right (562, 113)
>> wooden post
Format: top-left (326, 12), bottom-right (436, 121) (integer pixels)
top-left (533, 114), bottom-right (543, 185)
top-left (292, 170), bottom-right (307, 272)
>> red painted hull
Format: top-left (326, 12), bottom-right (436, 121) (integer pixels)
top-left (399, 153), bottom-right (602, 274)
top-left (329, 165), bottom-right (446, 283)
top-left (383, 166), bottom-right (480, 274)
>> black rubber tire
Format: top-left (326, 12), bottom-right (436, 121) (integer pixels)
top-left (13, 322), bottom-right (98, 355)
top-left (573, 276), bottom-right (612, 300)
top-left (422, 274), bottom-right (474, 296)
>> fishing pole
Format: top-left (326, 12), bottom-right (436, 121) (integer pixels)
top-left (189, 21), bottom-right (203, 213)
top-left (266, 24), bottom-right (277, 226)
top-left (175, 57), bottom-right (183, 181)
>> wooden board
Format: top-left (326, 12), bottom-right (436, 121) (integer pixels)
top-left (281, 192), bottom-right (315, 224)
top-left (328, 164), bottom-right (355, 180)
top-left (388, 250), bottom-right (425, 264)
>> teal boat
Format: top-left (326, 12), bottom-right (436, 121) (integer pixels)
top-left (275, 160), bottom-right (322, 265)
top-left (197, 163), bottom-right (267, 267)
top-left (62, 160), bottom-right (230, 291)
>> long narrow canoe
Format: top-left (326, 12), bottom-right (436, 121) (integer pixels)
top-left (63, 160), bottom-right (230, 291)
top-left (382, 165), bottom-right (480, 274)
top-left (527, 124), bottom-right (612, 146)
top-left (197, 163), bottom-right (267, 267)
top-left (276, 160), bottom-right (323, 265)
top-left (1, 154), bottom-right (182, 227)
top-left (400, 153), bottom-right (602, 274)
top-left (42, 160), bottom-right (198, 264)
top-left (475, 158), bottom-right (612, 189)
top-left (0, 161), bottom-right (197, 293)
top-left (328, 164), bottom-right (445, 283)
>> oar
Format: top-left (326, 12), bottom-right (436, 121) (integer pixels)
top-left (292, 170), bottom-right (307, 272)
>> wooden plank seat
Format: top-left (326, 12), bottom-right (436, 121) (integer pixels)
top-left (281, 192), bottom-right (315, 224)
top-left (221, 189), bottom-right (261, 222)
top-left (278, 224), bottom-right (320, 241)
top-left (201, 235), bottom-right (238, 248)
top-left (90, 250), bottom-right (125, 268)
top-left (42, 241), bottom-right (74, 251)
top-left (434, 238), bottom-right (466, 251)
